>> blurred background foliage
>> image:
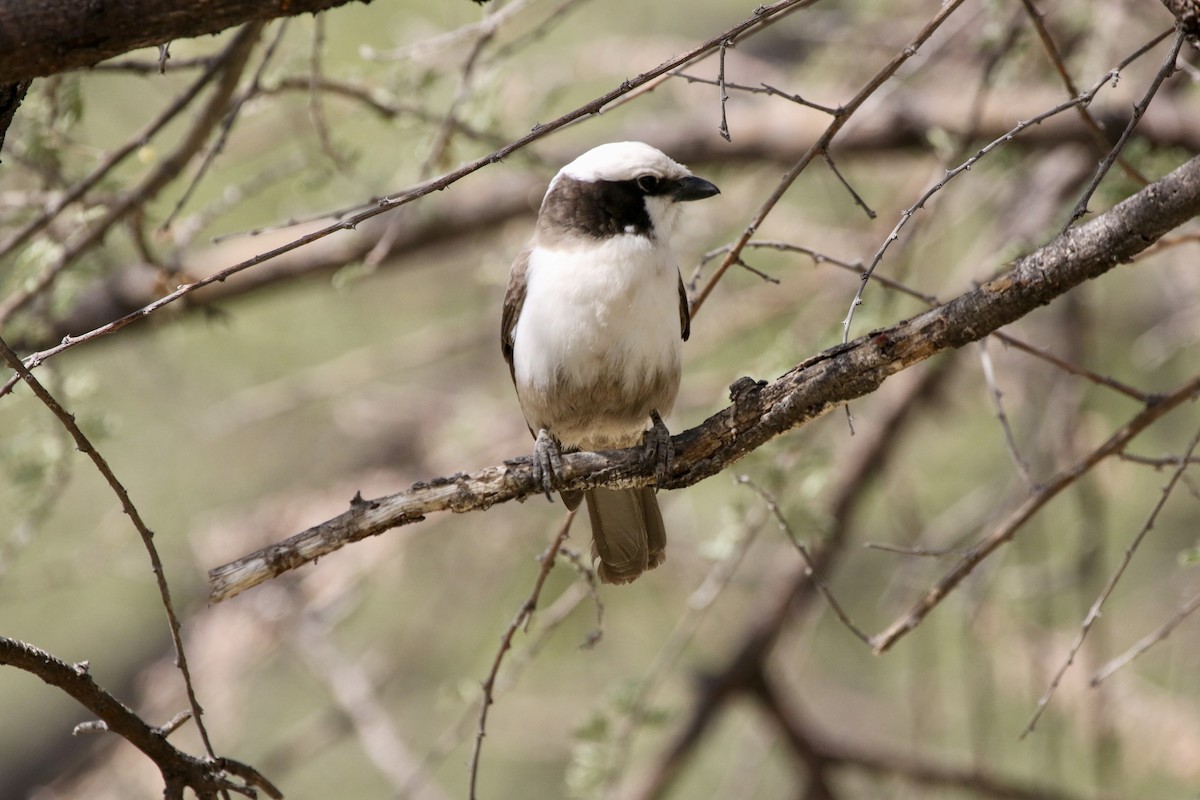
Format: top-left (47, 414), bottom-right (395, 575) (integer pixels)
top-left (1, 0), bottom-right (1199, 798)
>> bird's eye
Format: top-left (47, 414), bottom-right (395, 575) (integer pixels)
top-left (636, 174), bottom-right (660, 194)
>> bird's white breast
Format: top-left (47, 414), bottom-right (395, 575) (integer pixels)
top-left (512, 235), bottom-right (683, 446)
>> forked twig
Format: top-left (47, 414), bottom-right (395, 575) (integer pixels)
top-left (871, 373), bottom-right (1200, 655)
top-left (839, 27), bottom-right (1174, 347)
top-left (4, 0), bottom-right (814, 389)
top-left (738, 476), bottom-right (871, 644)
top-left (1021, 421), bottom-right (1200, 738)
top-left (468, 510), bottom-right (576, 799)
top-left (1061, 30), bottom-right (1184, 232)
top-left (1089, 587), bottom-right (1200, 686)
top-left (0, 335), bottom-right (225, 770)
top-left (691, 0), bottom-right (970, 319)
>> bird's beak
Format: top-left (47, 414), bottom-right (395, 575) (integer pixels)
top-left (672, 175), bottom-right (720, 202)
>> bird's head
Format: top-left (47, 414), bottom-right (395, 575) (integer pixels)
top-left (537, 141), bottom-right (719, 243)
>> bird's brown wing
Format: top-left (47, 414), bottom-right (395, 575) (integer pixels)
top-left (500, 247), bottom-right (530, 385)
top-left (677, 271), bottom-right (691, 342)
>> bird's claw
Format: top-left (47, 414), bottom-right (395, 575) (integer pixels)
top-left (532, 429), bottom-right (565, 501)
top-left (643, 410), bottom-right (674, 487)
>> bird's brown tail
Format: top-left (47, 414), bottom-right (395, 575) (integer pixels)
top-left (585, 487), bottom-right (666, 584)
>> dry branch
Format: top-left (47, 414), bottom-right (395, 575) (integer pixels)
top-left (0, 0), bottom-right (368, 83)
top-left (208, 152), bottom-right (1200, 603)
top-left (0, 636), bottom-right (281, 800)
top-left (13, 85), bottom-right (1200, 352)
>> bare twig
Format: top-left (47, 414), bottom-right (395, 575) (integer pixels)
top-left (716, 39), bottom-right (732, 142)
top-left (1090, 587), bottom-right (1200, 685)
top-left (738, 476), bottom-right (871, 644)
top-left (979, 339), bottom-right (1038, 491)
top-left (702, 237), bottom-right (1155, 405)
top-left (821, 150), bottom-right (876, 219)
top-left (871, 374), bottom-right (1200, 655)
top-left (361, 3), bottom-right (500, 273)
top-left (1062, 30), bottom-right (1184, 231)
top-left (1018, 0), bottom-right (1149, 185)
top-left (691, 0), bottom-right (970, 318)
top-left (672, 72), bottom-right (841, 115)
top-left (0, 333), bottom-right (225, 768)
top-left (4, 0), bottom-right (815, 381)
top-left (0, 33), bottom-right (238, 262)
top-left (468, 510), bottom-right (576, 800)
top-left (306, 16), bottom-right (353, 175)
top-left (839, 27), bottom-right (1174, 346)
top-left (1021, 422), bottom-right (1200, 737)
top-left (1119, 452), bottom-right (1200, 468)
top-left (360, 0), bottom-right (538, 62)
top-left (0, 22), bottom-right (263, 329)
top-left (161, 20), bottom-right (289, 229)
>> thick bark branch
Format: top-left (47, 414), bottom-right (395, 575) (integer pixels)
top-left (0, 80), bottom-right (29, 157)
top-left (0, 0), bottom-right (371, 83)
top-left (208, 153), bottom-right (1200, 603)
top-left (0, 636), bottom-right (281, 799)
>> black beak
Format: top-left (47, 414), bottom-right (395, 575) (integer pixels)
top-left (672, 175), bottom-right (720, 202)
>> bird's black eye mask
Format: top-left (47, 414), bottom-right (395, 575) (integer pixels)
top-left (541, 172), bottom-right (717, 240)
top-left (542, 176), bottom-right (655, 238)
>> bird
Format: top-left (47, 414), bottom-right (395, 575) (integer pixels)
top-left (500, 141), bottom-right (720, 584)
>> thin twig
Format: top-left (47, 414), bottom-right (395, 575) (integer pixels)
top-left (726, 238), bottom-right (1152, 403)
top-left (671, 72), bottom-right (841, 115)
top-left (1021, 421), bottom-right (1200, 738)
top-left (1089, 587), bottom-right (1200, 685)
top-left (979, 339), bottom-right (1038, 491)
top-left (307, 15), bottom-right (354, 175)
top-left (737, 476), bottom-right (872, 645)
top-left (871, 372), bottom-right (1200, 654)
top-left (717, 39), bottom-right (732, 141)
top-left (262, 75), bottom-right (510, 148)
top-left (839, 27), bottom-right (1174, 347)
top-left (1061, 30), bottom-right (1183, 232)
top-left (1119, 452), bottom-right (1200, 468)
top-left (488, 0), bottom-right (597, 62)
top-left (691, 0), bottom-right (969, 319)
top-left (0, 23), bottom-right (263, 331)
top-left (4, 0), bottom-right (814, 384)
top-left (0, 38), bottom-right (233, 262)
top-left (468, 510), bottom-right (576, 800)
top-left (821, 150), bottom-right (875, 219)
top-left (161, 20), bottom-right (290, 230)
top-left (1018, 0), bottom-right (1149, 185)
top-left (361, 4), bottom-right (500, 273)
top-left (361, 0), bottom-right (538, 62)
top-left (0, 335), bottom-right (224, 766)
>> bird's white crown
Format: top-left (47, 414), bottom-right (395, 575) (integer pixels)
top-left (556, 141), bottom-right (692, 184)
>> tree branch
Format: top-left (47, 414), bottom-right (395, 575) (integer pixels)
top-left (0, 636), bottom-right (281, 800)
top-left (208, 153), bottom-right (1200, 603)
top-left (0, 0), bottom-right (367, 83)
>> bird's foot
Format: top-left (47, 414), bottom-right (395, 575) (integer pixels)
top-left (643, 410), bottom-right (674, 487)
top-left (532, 428), bottom-right (566, 501)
